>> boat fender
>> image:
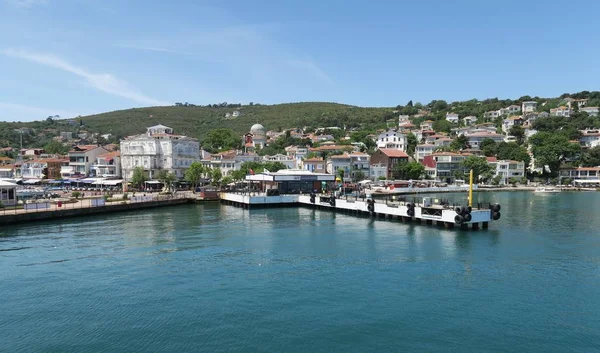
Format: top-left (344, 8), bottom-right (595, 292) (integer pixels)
top-left (491, 203), bottom-right (501, 212)
top-left (465, 206), bottom-right (472, 214)
top-left (407, 208), bottom-right (415, 217)
top-left (455, 214), bottom-right (464, 224)
top-left (329, 196), bottom-right (336, 207)
top-left (455, 206), bottom-right (463, 215)
top-left (464, 213), bottom-right (472, 222)
top-left (310, 193), bottom-right (316, 204)
top-left (367, 203), bottom-right (374, 212)
top-left (492, 212), bottom-right (501, 220)
top-left (407, 202), bottom-right (415, 209)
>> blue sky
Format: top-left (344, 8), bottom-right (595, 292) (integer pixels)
top-left (1, 0), bottom-right (599, 122)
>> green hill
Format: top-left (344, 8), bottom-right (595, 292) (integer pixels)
top-left (80, 102), bottom-right (396, 140)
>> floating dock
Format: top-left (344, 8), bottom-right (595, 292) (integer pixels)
top-left (219, 192), bottom-right (501, 230)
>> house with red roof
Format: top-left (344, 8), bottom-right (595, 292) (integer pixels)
top-left (369, 149), bottom-right (409, 179)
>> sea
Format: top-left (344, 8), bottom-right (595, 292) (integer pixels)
top-left (1, 191), bottom-right (599, 352)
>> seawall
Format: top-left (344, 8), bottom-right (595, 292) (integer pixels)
top-left (0, 199), bottom-right (192, 226)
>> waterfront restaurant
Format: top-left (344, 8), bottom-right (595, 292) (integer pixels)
top-left (245, 169), bottom-right (336, 194)
top-left (0, 180), bottom-right (17, 206)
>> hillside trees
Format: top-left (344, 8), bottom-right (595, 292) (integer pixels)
top-left (529, 132), bottom-right (580, 175)
top-left (460, 156), bottom-right (493, 183)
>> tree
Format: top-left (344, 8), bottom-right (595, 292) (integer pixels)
top-left (496, 142), bottom-right (531, 168)
top-left (480, 138), bottom-right (498, 157)
top-left (450, 134), bottom-right (470, 151)
top-left (581, 146), bottom-right (600, 167)
top-left (392, 161), bottom-right (425, 180)
top-left (460, 156), bottom-right (493, 183)
top-left (185, 162), bottom-right (206, 189)
top-left (529, 132), bottom-right (580, 176)
top-left (406, 132), bottom-right (418, 156)
top-left (131, 166), bottom-right (148, 188)
top-left (508, 125), bottom-right (525, 145)
top-left (352, 170), bottom-right (366, 182)
top-left (44, 140), bottom-right (69, 155)
top-left (156, 170), bottom-right (177, 191)
top-left (210, 168), bottom-right (222, 186)
top-left (202, 128), bottom-right (241, 152)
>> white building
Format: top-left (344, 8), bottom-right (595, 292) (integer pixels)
top-left (349, 152), bottom-right (370, 180)
top-left (465, 132), bottom-right (505, 150)
top-left (120, 124), bottom-right (200, 180)
top-left (91, 151), bottom-right (121, 178)
top-left (262, 154), bottom-right (295, 169)
top-left (376, 129), bottom-right (407, 151)
top-left (243, 123), bottom-right (267, 149)
top-left (579, 130), bottom-right (600, 148)
top-left (463, 116), bottom-right (477, 125)
top-left (0, 180), bottom-right (17, 206)
top-left (502, 116), bottom-right (524, 134)
top-left (420, 120), bottom-right (434, 130)
top-left (285, 145), bottom-right (309, 167)
top-left (522, 101), bottom-right (538, 113)
top-left (414, 144), bottom-right (436, 162)
top-left (581, 107), bottom-right (599, 117)
top-left (484, 111), bottom-right (500, 119)
top-left (490, 160), bottom-right (525, 185)
top-left (446, 113), bottom-right (459, 123)
top-left (550, 106), bottom-right (572, 117)
top-left (60, 145), bottom-right (109, 178)
top-left (506, 105), bottom-right (521, 114)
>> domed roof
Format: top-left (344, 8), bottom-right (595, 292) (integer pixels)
top-left (250, 123), bottom-right (265, 133)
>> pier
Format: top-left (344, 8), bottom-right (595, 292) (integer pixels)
top-left (219, 192), bottom-right (499, 230)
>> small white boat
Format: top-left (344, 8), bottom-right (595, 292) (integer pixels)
top-left (534, 187), bottom-right (562, 194)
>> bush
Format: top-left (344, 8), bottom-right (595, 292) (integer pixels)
top-left (103, 194), bottom-right (110, 201)
top-left (71, 191), bottom-right (81, 199)
top-left (378, 176), bottom-right (386, 180)
top-left (122, 193), bottom-right (128, 200)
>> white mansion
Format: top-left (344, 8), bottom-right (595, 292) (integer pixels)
top-left (120, 124), bottom-right (200, 180)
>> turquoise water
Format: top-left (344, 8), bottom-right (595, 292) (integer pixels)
top-left (1, 192), bottom-right (600, 352)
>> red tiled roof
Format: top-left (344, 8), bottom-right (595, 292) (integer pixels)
top-left (379, 149), bottom-right (409, 158)
top-left (98, 151), bottom-right (120, 160)
top-left (486, 157), bottom-right (498, 162)
top-left (304, 158), bottom-right (324, 163)
top-left (421, 155), bottom-right (436, 168)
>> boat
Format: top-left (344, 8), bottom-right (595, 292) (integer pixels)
top-left (534, 187), bottom-right (562, 194)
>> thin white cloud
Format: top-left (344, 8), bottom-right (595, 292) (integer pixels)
top-left (3, 0), bottom-right (47, 8)
top-left (115, 43), bottom-right (201, 57)
top-left (2, 48), bottom-right (170, 106)
top-left (286, 59), bottom-right (334, 85)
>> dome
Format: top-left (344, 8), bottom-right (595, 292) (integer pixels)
top-left (250, 123), bottom-right (265, 134)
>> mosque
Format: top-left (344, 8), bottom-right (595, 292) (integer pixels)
top-left (243, 123), bottom-right (267, 151)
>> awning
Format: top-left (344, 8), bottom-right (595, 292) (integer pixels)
top-left (573, 179), bottom-right (600, 184)
top-left (23, 179), bottom-right (42, 184)
top-left (99, 179), bottom-right (123, 186)
top-left (145, 180), bottom-right (162, 184)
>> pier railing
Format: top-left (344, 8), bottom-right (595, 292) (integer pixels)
top-left (0, 192), bottom-right (191, 216)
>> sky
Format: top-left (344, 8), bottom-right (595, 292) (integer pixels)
top-left (0, 0), bottom-right (599, 122)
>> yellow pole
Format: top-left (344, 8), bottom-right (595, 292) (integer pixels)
top-left (468, 169), bottom-right (473, 207)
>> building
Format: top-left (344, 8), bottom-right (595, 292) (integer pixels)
top-left (414, 144), bottom-right (437, 162)
top-left (446, 113), bottom-right (459, 123)
top-left (491, 160), bottom-right (525, 185)
top-left (369, 149), bottom-right (409, 179)
top-left (301, 158), bottom-right (326, 173)
top-left (376, 129), bottom-right (407, 151)
top-left (62, 145), bottom-right (110, 178)
top-left (120, 124), bottom-right (200, 180)
top-left (465, 132), bottom-right (505, 150)
top-left (502, 116), bottom-right (524, 134)
top-left (285, 145), bottom-right (309, 167)
top-left (463, 116), bottom-right (477, 125)
top-left (559, 167), bottom-right (600, 182)
top-left (0, 180), bottom-right (17, 206)
top-left (0, 157), bottom-right (15, 178)
top-left (565, 98), bottom-right (587, 109)
top-left (327, 154), bottom-right (352, 181)
top-left (91, 151), bottom-right (121, 178)
top-left (420, 120), bottom-right (434, 130)
top-left (21, 148), bottom-right (44, 157)
top-left (580, 107), bottom-right (599, 117)
top-left (578, 130), bottom-right (600, 148)
top-left (262, 154), bottom-right (295, 169)
top-left (550, 106), bottom-right (572, 117)
top-left (484, 110), bottom-right (500, 119)
top-left (349, 152), bottom-right (370, 181)
top-left (506, 105), bottom-right (521, 114)
top-left (22, 158), bottom-right (69, 180)
top-left (243, 123), bottom-right (267, 150)
top-left (522, 101), bottom-right (538, 113)
top-left (430, 152), bottom-right (470, 183)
